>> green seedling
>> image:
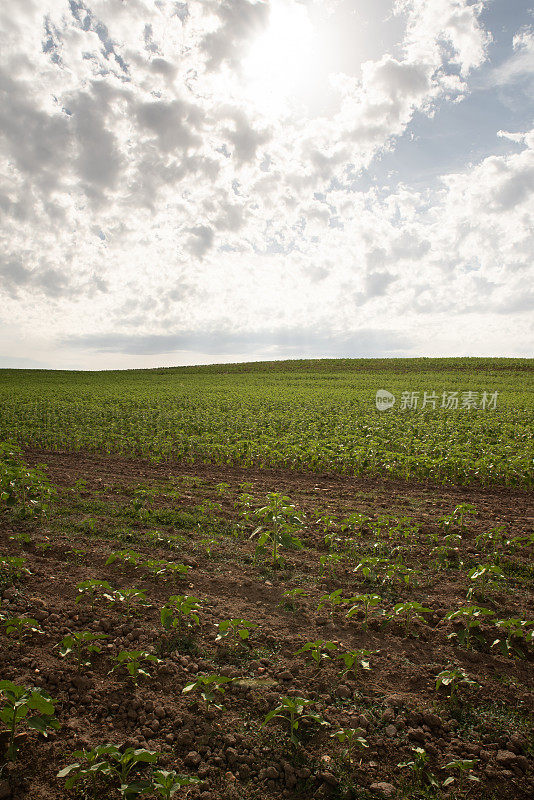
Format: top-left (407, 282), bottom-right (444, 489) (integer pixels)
top-left (8, 532), bottom-right (31, 546)
top-left (57, 743), bottom-right (119, 798)
top-left (389, 601), bottom-right (432, 634)
top-left (215, 482), bottom-right (231, 495)
top-left (0, 442), bottom-right (55, 518)
top-left (339, 513), bottom-right (370, 534)
top-left (475, 525), bottom-right (506, 556)
top-left (182, 675), bottom-right (233, 711)
top-left (398, 746), bottom-right (438, 789)
top-left (0, 615), bottom-right (42, 645)
top-left (215, 618), bottom-right (257, 648)
top-left (152, 770), bottom-right (201, 799)
top-left (142, 559), bottom-right (190, 582)
top-left (249, 492), bottom-right (304, 566)
top-left (317, 589), bottom-right (345, 620)
top-left (337, 648), bottom-right (376, 680)
top-left (439, 503), bottom-right (476, 532)
top-left (200, 535), bottom-right (218, 557)
top-left (0, 556), bottom-right (30, 585)
top-left (0, 680), bottom-right (59, 760)
top-left (319, 553), bottom-right (344, 577)
top-left (330, 728), bottom-right (368, 764)
top-left (431, 544), bottom-right (461, 570)
top-left (353, 556), bottom-right (389, 584)
top-left (160, 595), bottom-right (202, 635)
top-left (444, 605), bottom-right (494, 650)
top-left (466, 564), bottom-right (505, 600)
top-left (281, 587), bottom-right (308, 610)
top-left (105, 746), bottom-right (160, 799)
top-left (59, 631), bottom-right (109, 670)
top-left (442, 758), bottom-right (480, 788)
top-left (132, 489), bottom-right (151, 521)
top-left (492, 618), bottom-right (534, 658)
top-left (435, 667), bottom-right (478, 702)
top-left (104, 588), bottom-right (149, 615)
top-left (263, 696), bottom-right (328, 745)
top-left (75, 579), bottom-right (114, 609)
top-left (105, 550), bottom-right (144, 568)
top-left (383, 562), bottom-right (419, 587)
top-left (345, 593), bottom-right (382, 626)
top-left (296, 640), bottom-right (338, 666)
top-left (111, 651), bottom-right (161, 685)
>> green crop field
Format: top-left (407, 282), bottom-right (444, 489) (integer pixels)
top-left (1, 357), bottom-right (532, 487)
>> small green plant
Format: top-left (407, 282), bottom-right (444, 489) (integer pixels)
top-left (444, 605), bottom-right (494, 650)
top-left (57, 743), bottom-right (116, 798)
top-left (388, 601), bottom-right (432, 634)
top-left (111, 651), bottom-right (160, 685)
top-left (151, 770), bottom-right (201, 798)
top-left (330, 728), bottom-right (368, 764)
top-left (439, 503), bottom-right (476, 532)
top-left (160, 595), bottom-right (202, 636)
top-left (58, 631), bottom-right (109, 670)
top-left (492, 617), bottom-right (534, 658)
top-left (466, 563), bottom-right (505, 600)
top-left (435, 666), bottom-right (478, 702)
top-left (263, 696), bottom-right (328, 745)
top-left (0, 680), bottom-right (59, 760)
top-left (475, 525), bottom-right (506, 556)
top-left (75, 579), bottom-right (114, 609)
top-left (105, 550), bottom-right (143, 568)
top-left (0, 555), bottom-right (30, 588)
top-left (142, 559), bottom-right (190, 582)
top-left (296, 640), bottom-right (338, 667)
top-left (319, 553), bottom-right (344, 577)
top-left (104, 588), bottom-right (149, 615)
top-left (60, 744), bottom-right (160, 799)
top-left (345, 593), bottom-right (382, 626)
top-left (442, 758), bottom-right (480, 789)
top-left (249, 492), bottom-right (304, 566)
top-left (317, 589), bottom-right (345, 620)
top-left (182, 675), bottom-right (233, 711)
top-left (0, 442), bottom-right (55, 518)
top-left (337, 648), bottom-right (376, 680)
top-left (398, 746), bottom-right (438, 789)
top-left (215, 618), bottom-right (258, 648)
top-left (281, 587), bottom-right (308, 610)
top-left (353, 556), bottom-right (389, 584)
top-left (0, 615), bottom-right (42, 645)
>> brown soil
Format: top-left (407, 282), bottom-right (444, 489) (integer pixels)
top-left (0, 448), bottom-right (533, 800)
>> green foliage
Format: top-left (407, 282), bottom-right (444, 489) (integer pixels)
top-left (439, 503), bottom-right (477, 532)
top-left (492, 618), bottom-right (534, 658)
top-left (0, 680), bottom-right (59, 760)
top-left (0, 442), bottom-right (55, 518)
top-left (317, 589), bottom-right (345, 619)
top-left (58, 744), bottom-right (159, 799)
top-left (345, 593), bottom-right (382, 625)
top-left (151, 770), bottom-right (201, 799)
top-left (0, 615), bottom-right (41, 645)
top-left (466, 563), bottom-right (505, 600)
top-left (182, 674), bottom-right (233, 711)
top-left (330, 728), bottom-right (368, 764)
top-left (388, 601), bottom-right (432, 634)
top-left (249, 493), bottom-right (304, 566)
top-left (160, 595), bottom-right (202, 635)
top-left (295, 640), bottom-right (338, 666)
top-left (263, 696), bottom-right (328, 745)
top-left (75, 579), bottom-right (114, 608)
top-left (215, 618), bottom-right (257, 648)
top-left (435, 667), bottom-right (478, 702)
top-left (442, 758), bottom-right (480, 788)
top-left (111, 650), bottom-right (160, 685)
top-left (337, 648), bottom-right (375, 680)
top-left (58, 631), bottom-right (109, 670)
top-left (444, 605), bottom-right (494, 650)
top-left (0, 555), bottom-right (30, 589)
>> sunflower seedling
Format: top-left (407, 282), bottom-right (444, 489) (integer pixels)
top-left (58, 631), bottom-right (109, 670)
top-left (111, 651), bottom-right (160, 685)
top-left (444, 605), bottom-right (494, 650)
top-left (435, 667), bottom-right (478, 703)
top-left (182, 675), bottom-right (233, 711)
top-left (466, 564), bottom-right (505, 600)
top-left (263, 696), bottom-right (328, 745)
top-left (151, 770), bottom-right (201, 799)
top-left (388, 601), bottom-right (432, 635)
top-left (345, 594), bottom-right (382, 626)
top-left (398, 747), bottom-right (438, 789)
top-left (337, 648), bottom-right (376, 681)
top-left (296, 640), bottom-right (338, 667)
top-left (57, 743), bottom-right (119, 798)
top-left (330, 728), bottom-right (368, 765)
top-left (0, 680), bottom-right (59, 761)
top-left (281, 587), bottom-right (308, 611)
top-left (75, 579), bottom-right (114, 610)
top-left (249, 492), bottom-right (304, 567)
top-left (215, 618), bottom-right (257, 649)
top-left (492, 618), bottom-right (534, 658)
top-left (442, 758), bottom-right (480, 789)
top-left (0, 615), bottom-right (42, 645)
top-left (317, 589), bottom-right (345, 620)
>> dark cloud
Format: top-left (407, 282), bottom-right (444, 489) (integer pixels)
top-left (62, 327), bottom-right (413, 357)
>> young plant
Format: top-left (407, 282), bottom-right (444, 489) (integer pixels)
top-left (466, 563), bottom-right (505, 600)
top-left (160, 595), bottom-right (202, 636)
top-left (105, 746), bottom-right (160, 799)
top-left (345, 593), bottom-right (382, 626)
top-left (439, 503), bottom-right (476, 532)
top-left (105, 550), bottom-right (144, 568)
top-left (0, 615), bottom-right (42, 645)
top-left (435, 667), bottom-right (478, 703)
top-left (215, 618), bottom-right (257, 648)
top-left (151, 770), bottom-right (201, 799)
top-left (182, 675), bottom-right (233, 711)
top-left (75, 579), bottom-right (114, 610)
top-left (389, 601), bottom-right (432, 634)
top-left (442, 758), bottom-right (480, 789)
top-left (249, 492), bottom-right (304, 567)
top-left (337, 648), bottom-right (376, 681)
top-left (317, 589), bottom-right (345, 620)
top-left (319, 553), bottom-right (344, 578)
top-left (57, 744), bottom-right (120, 798)
top-left (0, 555), bottom-right (30, 587)
top-left (295, 640), bottom-right (338, 667)
top-left (444, 605), bottom-right (494, 650)
top-left (111, 651), bottom-right (160, 685)
top-left (263, 696), bottom-right (328, 745)
top-left (475, 525), bottom-right (506, 557)
top-left (142, 559), bottom-right (189, 582)
top-left (398, 747), bottom-right (438, 789)
top-left (492, 618), bottom-right (534, 658)
top-left (104, 588), bottom-right (149, 615)
top-left (58, 631), bottom-right (109, 671)
top-left (0, 680), bottom-right (59, 760)
top-left (281, 587), bottom-right (308, 611)
top-left (353, 556), bottom-right (389, 584)
top-left (330, 728), bottom-right (368, 765)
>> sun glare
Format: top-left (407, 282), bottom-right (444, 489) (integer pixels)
top-left (242, 0), bottom-right (317, 114)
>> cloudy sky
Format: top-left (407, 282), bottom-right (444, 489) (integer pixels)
top-left (1, 0), bottom-right (533, 369)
